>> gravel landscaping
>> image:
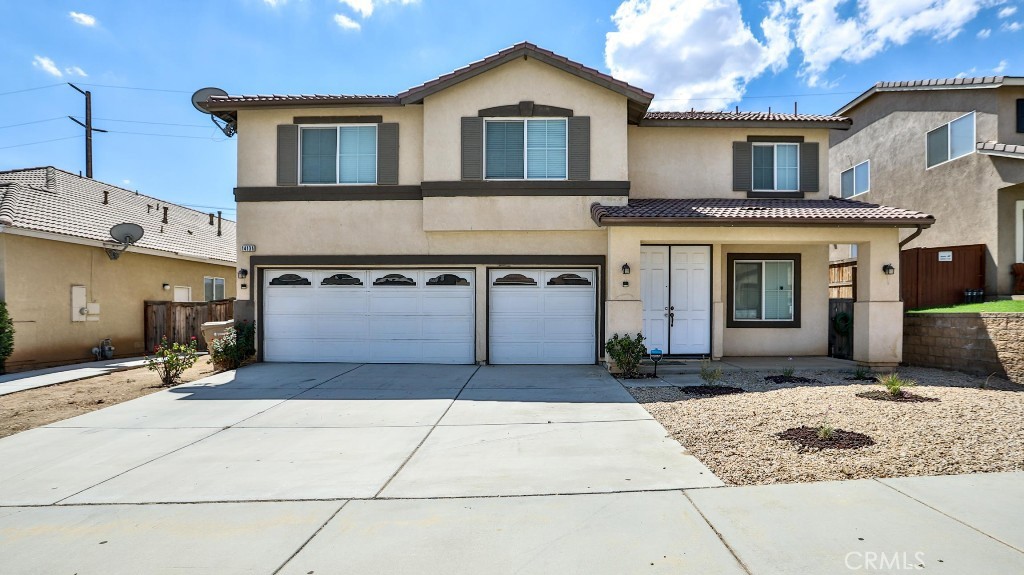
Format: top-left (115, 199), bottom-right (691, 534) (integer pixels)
top-left (629, 367), bottom-right (1024, 485)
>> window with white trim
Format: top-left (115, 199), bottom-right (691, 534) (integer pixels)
top-left (840, 160), bottom-right (870, 198)
top-left (204, 277), bottom-right (225, 301)
top-left (732, 259), bottom-right (795, 321)
top-left (752, 143), bottom-right (799, 191)
top-left (300, 125), bottom-right (377, 184)
top-left (484, 118), bottom-right (567, 180)
top-left (926, 111), bottom-right (975, 168)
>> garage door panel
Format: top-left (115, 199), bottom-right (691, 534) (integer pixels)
top-left (543, 316), bottom-right (594, 339)
top-left (264, 338), bottom-right (317, 362)
top-left (543, 292), bottom-right (595, 313)
top-left (266, 315), bottom-right (318, 338)
top-left (490, 290), bottom-right (542, 314)
top-left (314, 340), bottom-right (372, 363)
top-left (368, 292), bottom-right (422, 314)
top-left (370, 316), bottom-right (424, 339)
top-left (419, 342), bottom-right (475, 364)
top-left (422, 316), bottom-right (475, 338)
top-left (314, 316), bottom-right (369, 339)
top-left (264, 292), bottom-right (315, 315)
top-left (315, 291), bottom-right (369, 313)
top-left (490, 317), bottom-right (542, 339)
top-left (489, 342), bottom-right (541, 364)
top-left (542, 342), bottom-right (596, 363)
top-left (421, 293), bottom-right (476, 315)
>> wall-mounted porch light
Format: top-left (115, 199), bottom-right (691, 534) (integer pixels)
top-left (237, 268), bottom-right (249, 279)
top-left (621, 263), bottom-right (631, 275)
top-left (882, 264), bottom-right (896, 275)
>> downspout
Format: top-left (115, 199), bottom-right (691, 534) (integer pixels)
top-left (899, 225), bottom-right (925, 249)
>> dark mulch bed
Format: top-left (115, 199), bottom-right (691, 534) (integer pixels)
top-left (764, 375), bottom-right (821, 385)
top-left (845, 375), bottom-right (879, 382)
top-left (615, 373), bottom-right (660, 380)
top-left (678, 385), bottom-right (745, 396)
top-left (856, 390), bottom-right (940, 403)
top-left (777, 426), bottom-right (876, 452)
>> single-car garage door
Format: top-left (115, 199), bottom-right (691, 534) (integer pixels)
top-left (488, 268), bottom-right (597, 364)
top-left (263, 269), bottom-right (474, 363)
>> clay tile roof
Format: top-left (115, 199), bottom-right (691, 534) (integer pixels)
top-left (0, 167), bottom-right (236, 263)
top-left (642, 110), bottom-right (851, 128)
top-left (836, 76), bottom-right (1024, 115)
top-left (976, 141), bottom-right (1024, 158)
top-left (590, 198), bottom-right (934, 227)
top-left (204, 94), bottom-right (399, 109)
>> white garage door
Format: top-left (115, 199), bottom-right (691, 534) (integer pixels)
top-left (488, 268), bottom-right (597, 364)
top-left (263, 269), bottom-right (474, 363)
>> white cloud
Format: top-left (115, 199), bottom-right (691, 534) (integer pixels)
top-left (340, 0), bottom-right (376, 17)
top-left (1003, 20), bottom-right (1023, 31)
top-left (262, 0), bottom-right (287, 6)
top-left (993, 59), bottom-right (1008, 73)
top-left (333, 13), bottom-right (362, 30)
top-left (32, 56), bottom-right (63, 78)
top-left (998, 5), bottom-right (1017, 17)
top-left (606, 0), bottom-right (793, 110)
top-left (772, 0), bottom-right (1002, 87)
top-left (977, 27), bottom-right (992, 37)
top-left (64, 66), bottom-right (88, 77)
top-left (68, 11), bottom-right (97, 26)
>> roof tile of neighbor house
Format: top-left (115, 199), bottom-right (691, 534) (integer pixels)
top-left (837, 76), bottom-right (1024, 114)
top-left (644, 111), bottom-right (849, 122)
top-left (0, 167), bottom-right (236, 263)
top-left (590, 198), bottom-right (935, 227)
top-left (977, 141), bottom-right (1024, 158)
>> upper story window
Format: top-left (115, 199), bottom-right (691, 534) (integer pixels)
top-left (300, 125), bottom-right (377, 184)
top-left (752, 143), bottom-right (799, 191)
top-left (926, 111), bottom-right (975, 169)
top-left (1016, 99), bottom-right (1024, 133)
top-left (840, 160), bottom-right (870, 198)
top-left (484, 118), bottom-right (567, 180)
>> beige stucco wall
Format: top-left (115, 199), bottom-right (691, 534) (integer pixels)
top-left (422, 57), bottom-right (629, 182)
top-left (236, 105), bottom-right (425, 187)
top-left (830, 88), bottom-right (1024, 294)
top-left (2, 233), bottom-right (236, 371)
top-left (628, 126), bottom-right (831, 199)
top-left (422, 195), bottom-right (626, 231)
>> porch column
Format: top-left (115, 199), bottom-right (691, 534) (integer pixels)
top-left (604, 228), bottom-right (643, 361)
top-left (712, 243), bottom-right (724, 360)
top-left (853, 232), bottom-right (903, 367)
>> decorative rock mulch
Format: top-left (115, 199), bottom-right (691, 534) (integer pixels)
top-left (855, 390), bottom-right (940, 403)
top-left (776, 426), bottom-right (876, 452)
top-left (678, 385), bottom-right (745, 397)
top-left (764, 375), bottom-right (821, 385)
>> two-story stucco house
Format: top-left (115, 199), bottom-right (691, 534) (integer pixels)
top-left (197, 42), bottom-right (933, 368)
top-left (830, 77), bottom-right (1024, 297)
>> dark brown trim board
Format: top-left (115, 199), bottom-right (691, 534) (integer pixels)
top-left (746, 191), bottom-right (805, 199)
top-left (478, 102), bottom-right (574, 118)
top-left (251, 255), bottom-right (606, 267)
top-left (726, 252), bottom-right (802, 329)
top-left (235, 186), bottom-right (423, 202)
top-left (293, 116), bottom-right (383, 124)
top-left (747, 135), bottom-right (805, 143)
top-left (421, 180), bottom-right (629, 197)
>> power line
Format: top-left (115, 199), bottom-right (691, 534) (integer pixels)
top-left (182, 204), bottom-right (237, 211)
top-left (91, 117), bottom-right (212, 128)
top-left (103, 129), bottom-right (228, 141)
top-left (0, 83), bottom-right (65, 97)
top-left (0, 117), bottom-right (66, 130)
top-left (0, 135), bottom-right (83, 150)
top-left (76, 82), bottom-right (191, 94)
top-left (653, 90), bottom-right (863, 102)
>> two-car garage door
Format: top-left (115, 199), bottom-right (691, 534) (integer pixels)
top-left (262, 268), bottom-right (596, 364)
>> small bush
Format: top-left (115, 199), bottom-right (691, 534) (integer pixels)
top-left (852, 366), bottom-right (872, 380)
top-left (878, 372), bottom-right (916, 397)
top-left (210, 321), bottom-right (256, 370)
top-left (782, 366), bottom-right (795, 378)
top-left (605, 333), bottom-right (646, 378)
top-left (146, 336), bottom-right (199, 386)
top-left (817, 405), bottom-right (834, 440)
top-left (0, 301), bottom-right (14, 374)
top-left (699, 359), bottom-right (723, 386)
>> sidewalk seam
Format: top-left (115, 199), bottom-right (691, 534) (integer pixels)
top-left (271, 500), bottom-right (349, 575)
top-left (682, 490), bottom-right (755, 575)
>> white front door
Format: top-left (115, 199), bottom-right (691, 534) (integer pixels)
top-left (640, 246), bottom-right (711, 355)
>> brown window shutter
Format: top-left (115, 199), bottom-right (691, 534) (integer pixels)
top-left (377, 122), bottom-right (399, 185)
top-left (277, 124), bottom-right (299, 186)
top-left (732, 141), bottom-right (752, 191)
top-left (800, 142), bottom-right (819, 193)
top-left (568, 116), bottom-right (590, 181)
top-left (461, 117), bottom-right (483, 181)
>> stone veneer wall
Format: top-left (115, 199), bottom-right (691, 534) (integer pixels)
top-left (903, 313), bottom-right (1024, 384)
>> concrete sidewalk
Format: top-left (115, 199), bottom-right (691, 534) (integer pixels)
top-left (0, 356), bottom-right (149, 396)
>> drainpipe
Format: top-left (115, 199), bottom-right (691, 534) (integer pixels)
top-left (899, 225), bottom-right (925, 249)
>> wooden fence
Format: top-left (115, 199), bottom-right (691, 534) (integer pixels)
top-left (901, 244), bottom-right (985, 310)
top-left (828, 261), bottom-right (857, 300)
top-left (145, 299), bottom-right (233, 352)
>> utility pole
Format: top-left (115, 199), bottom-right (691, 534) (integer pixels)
top-left (67, 83), bottom-right (106, 178)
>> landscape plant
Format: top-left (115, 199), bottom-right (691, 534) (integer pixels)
top-left (699, 358), bottom-right (723, 386)
top-left (604, 333), bottom-right (646, 378)
top-left (852, 365), bottom-right (873, 380)
top-left (210, 321), bottom-right (256, 370)
top-left (878, 372), bottom-right (916, 397)
top-left (145, 336), bottom-right (199, 386)
top-left (0, 301), bottom-right (13, 374)
top-left (817, 405), bottom-right (835, 441)
top-left (782, 366), bottom-right (795, 378)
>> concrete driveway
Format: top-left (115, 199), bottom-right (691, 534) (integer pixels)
top-left (1, 363), bottom-right (1022, 574)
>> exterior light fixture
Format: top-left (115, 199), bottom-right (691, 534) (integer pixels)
top-left (882, 264), bottom-right (895, 275)
top-left (621, 263), bottom-right (631, 275)
top-left (162, 283), bottom-right (170, 291)
top-left (649, 348), bottom-right (663, 377)
top-left (237, 268), bottom-right (249, 279)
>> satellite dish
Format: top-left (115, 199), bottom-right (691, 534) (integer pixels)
top-left (191, 87), bottom-right (236, 137)
top-left (110, 222), bottom-right (144, 246)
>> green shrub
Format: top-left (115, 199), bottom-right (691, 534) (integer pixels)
top-left (852, 365), bottom-right (872, 380)
top-left (878, 372), bottom-right (916, 397)
top-left (818, 405), bottom-right (834, 440)
top-left (0, 302), bottom-right (13, 374)
top-left (605, 333), bottom-right (646, 378)
top-left (782, 366), bottom-right (795, 378)
top-left (145, 336), bottom-right (199, 386)
top-left (699, 359), bottom-right (723, 386)
top-left (210, 321), bottom-right (256, 370)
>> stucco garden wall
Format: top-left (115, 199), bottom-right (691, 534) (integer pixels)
top-left (903, 313), bottom-right (1024, 384)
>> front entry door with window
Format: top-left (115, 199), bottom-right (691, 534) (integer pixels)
top-left (641, 246), bottom-right (711, 355)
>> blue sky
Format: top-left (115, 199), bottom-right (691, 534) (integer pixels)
top-left (1, 0), bottom-right (1020, 216)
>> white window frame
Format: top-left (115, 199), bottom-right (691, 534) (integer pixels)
top-left (841, 160), bottom-right (870, 198)
top-left (482, 117), bottom-right (569, 181)
top-left (732, 259), bottom-right (795, 322)
top-left (204, 276), bottom-right (225, 301)
top-left (925, 111), bottom-right (976, 170)
top-left (751, 143), bottom-right (800, 192)
top-left (298, 124), bottom-right (378, 185)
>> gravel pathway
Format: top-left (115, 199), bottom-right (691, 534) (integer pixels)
top-left (629, 367), bottom-right (1024, 485)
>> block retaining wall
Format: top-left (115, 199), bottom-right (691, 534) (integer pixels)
top-left (903, 313), bottom-right (1024, 385)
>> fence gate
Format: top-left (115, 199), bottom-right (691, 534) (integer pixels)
top-left (828, 298), bottom-right (854, 360)
top-left (145, 299), bottom-right (233, 352)
top-left (901, 244), bottom-right (985, 310)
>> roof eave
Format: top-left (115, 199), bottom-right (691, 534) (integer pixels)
top-left (200, 97), bottom-right (402, 113)
top-left (978, 149), bottom-right (1024, 160)
top-left (638, 119), bottom-right (852, 130)
top-left (836, 78), bottom-right (1024, 116)
top-left (592, 215), bottom-right (935, 228)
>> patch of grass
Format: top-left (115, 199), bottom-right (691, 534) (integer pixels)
top-left (878, 372), bottom-right (916, 397)
top-left (699, 359), bottom-right (723, 386)
top-left (852, 366), bottom-right (873, 380)
top-left (782, 366), bottom-right (795, 378)
top-left (907, 300), bottom-right (1024, 314)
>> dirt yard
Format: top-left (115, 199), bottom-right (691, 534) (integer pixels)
top-left (629, 367), bottom-right (1024, 485)
top-left (0, 358), bottom-right (217, 439)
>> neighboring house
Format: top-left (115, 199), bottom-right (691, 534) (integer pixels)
top-left (0, 167), bottom-right (237, 371)
top-left (830, 77), bottom-right (1024, 296)
top-left (198, 42), bottom-right (932, 367)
